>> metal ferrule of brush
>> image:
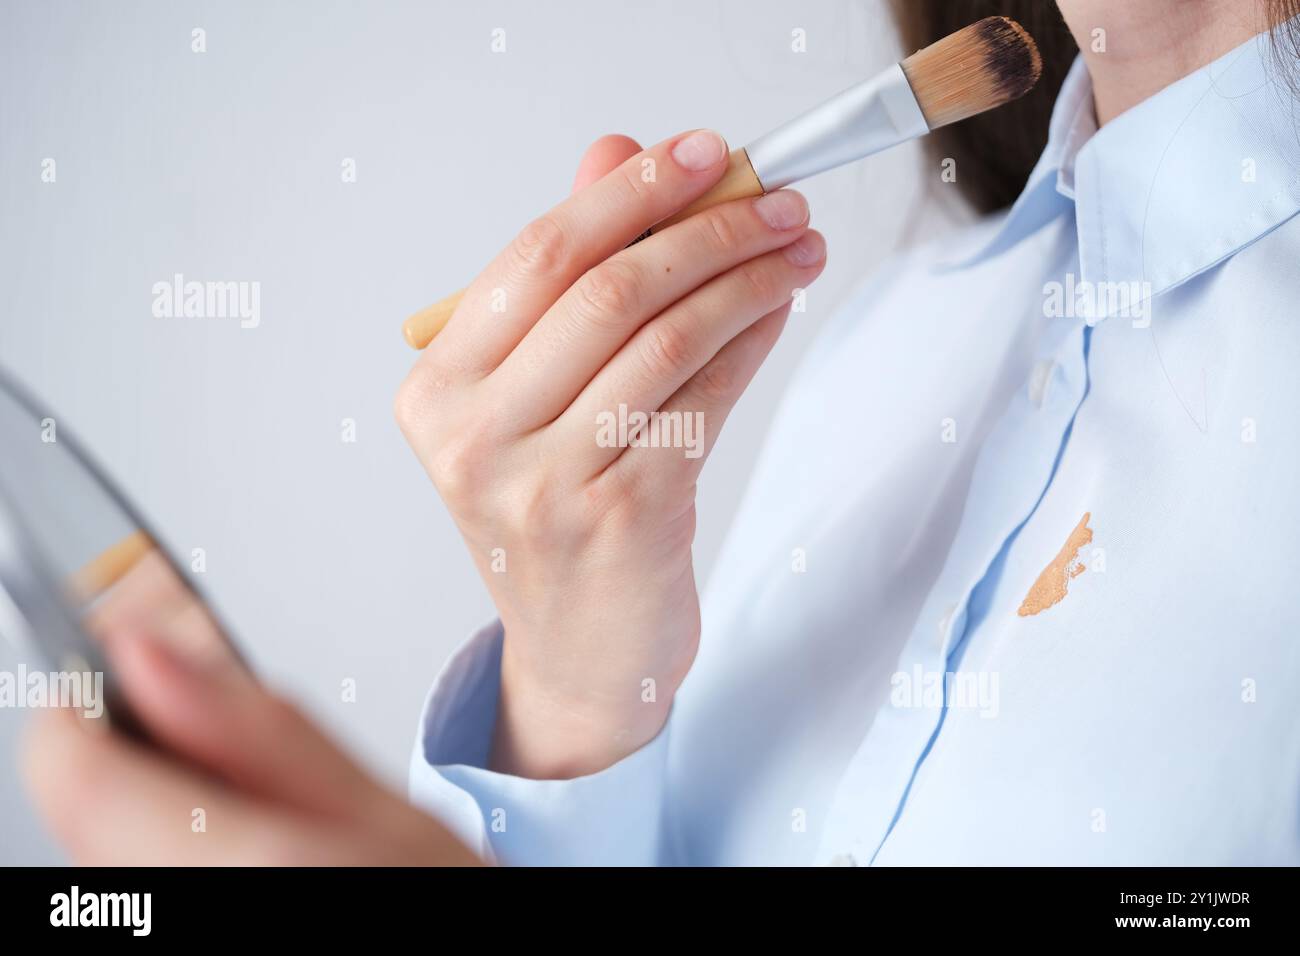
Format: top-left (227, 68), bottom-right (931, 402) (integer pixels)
top-left (743, 62), bottom-right (930, 192)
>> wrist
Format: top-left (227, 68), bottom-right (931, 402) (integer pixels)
top-left (488, 636), bottom-right (675, 779)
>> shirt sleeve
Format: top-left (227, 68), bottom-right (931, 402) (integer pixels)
top-left (408, 620), bottom-right (671, 866)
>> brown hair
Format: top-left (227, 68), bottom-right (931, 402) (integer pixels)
top-left (889, 0), bottom-right (1300, 214)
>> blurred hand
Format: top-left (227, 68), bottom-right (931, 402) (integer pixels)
top-left (395, 131), bottom-right (826, 778)
top-left (22, 626), bottom-right (481, 866)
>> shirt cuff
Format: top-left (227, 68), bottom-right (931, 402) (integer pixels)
top-left (408, 619), bottom-right (670, 866)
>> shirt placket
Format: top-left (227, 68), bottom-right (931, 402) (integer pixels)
top-left (816, 310), bottom-right (1093, 866)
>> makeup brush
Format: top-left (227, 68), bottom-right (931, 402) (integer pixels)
top-left (401, 16), bottom-right (1042, 350)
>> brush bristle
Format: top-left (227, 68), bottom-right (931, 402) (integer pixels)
top-left (900, 16), bottom-right (1042, 130)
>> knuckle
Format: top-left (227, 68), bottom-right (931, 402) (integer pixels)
top-left (509, 215), bottom-right (569, 279)
top-left (617, 165), bottom-right (654, 205)
top-left (512, 481), bottom-right (557, 543)
top-left (392, 365), bottom-right (452, 438)
top-left (392, 371), bottom-right (428, 436)
top-left (571, 259), bottom-right (643, 328)
top-left (581, 469), bottom-right (638, 532)
top-left (694, 357), bottom-right (740, 404)
top-left (738, 259), bottom-right (778, 303)
top-left (640, 320), bottom-right (697, 378)
top-left (427, 433), bottom-right (485, 502)
top-left (700, 207), bottom-right (741, 253)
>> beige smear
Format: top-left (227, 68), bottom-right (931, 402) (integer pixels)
top-left (1017, 512), bottom-right (1093, 617)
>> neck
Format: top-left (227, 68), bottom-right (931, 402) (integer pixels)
top-left (1055, 0), bottom-right (1267, 124)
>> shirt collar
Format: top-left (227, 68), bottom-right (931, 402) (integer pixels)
top-left (943, 30), bottom-right (1300, 304)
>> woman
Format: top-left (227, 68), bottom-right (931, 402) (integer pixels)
top-left (26, 0), bottom-right (1300, 865)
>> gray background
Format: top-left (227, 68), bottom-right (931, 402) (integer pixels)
top-left (0, 0), bottom-right (956, 863)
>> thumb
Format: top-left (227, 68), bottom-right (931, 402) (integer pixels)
top-left (104, 626), bottom-right (381, 820)
top-left (571, 133), bottom-right (642, 194)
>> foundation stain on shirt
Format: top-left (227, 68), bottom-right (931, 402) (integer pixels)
top-left (1018, 512), bottom-right (1093, 617)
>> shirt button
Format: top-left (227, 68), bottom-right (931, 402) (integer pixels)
top-left (826, 853), bottom-right (858, 867)
top-left (1028, 358), bottom-right (1057, 409)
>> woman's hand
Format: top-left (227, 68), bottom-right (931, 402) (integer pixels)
top-left (22, 626), bottom-right (481, 866)
top-left (395, 130), bottom-right (827, 779)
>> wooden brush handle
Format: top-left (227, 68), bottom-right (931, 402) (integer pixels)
top-left (67, 530), bottom-right (153, 601)
top-left (401, 147), bottom-right (764, 350)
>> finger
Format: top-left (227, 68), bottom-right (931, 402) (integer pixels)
top-left (423, 129), bottom-right (730, 378)
top-left (571, 134), bottom-right (641, 193)
top-left (84, 549), bottom-right (190, 634)
top-left (104, 627), bottom-right (380, 820)
top-left (489, 190), bottom-right (811, 432)
top-left (558, 230), bottom-right (826, 474)
top-left (21, 708), bottom-right (316, 865)
top-left (84, 549), bottom-right (246, 676)
top-left (619, 301), bottom-right (793, 491)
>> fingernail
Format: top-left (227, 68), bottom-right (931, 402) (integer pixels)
top-left (754, 191), bottom-right (809, 230)
top-left (671, 129), bottom-right (726, 171)
top-left (782, 231), bottom-right (826, 266)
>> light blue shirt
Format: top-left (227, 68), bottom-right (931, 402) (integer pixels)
top-left (409, 37), bottom-right (1300, 865)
